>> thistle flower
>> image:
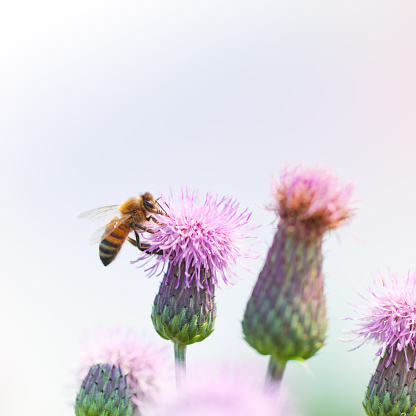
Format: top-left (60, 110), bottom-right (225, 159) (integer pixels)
top-left (75, 363), bottom-right (133, 416)
top-left (271, 165), bottom-right (354, 231)
top-left (345, 272), bottom-right (416, 416)
top-left (137, 189), bottom-right (254, 288)
top-left (134, 189), bottom-right (255, 382)
top-left (79, 330), bottom-right (169, 416)
top-left (243, 165), bottom-right (355, 381)
top-left (152, 366), bottom-right (297, 416)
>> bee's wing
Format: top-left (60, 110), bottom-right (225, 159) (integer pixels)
top-left (78, 205), bottom-right (120, 223)
top-left (89, 214), bottom-right (133, 245)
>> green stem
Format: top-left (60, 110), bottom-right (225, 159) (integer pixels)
top-left (266, 356), bottom-right (287, 383)
top-left (174, 342), bottom-right (187, 385)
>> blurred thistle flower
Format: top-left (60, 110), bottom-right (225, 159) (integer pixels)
top-left (271, 165), bottom-right (354, 231)
top-left (134, 189), bottom-right (255, 383)
top-left (344, 271), bottom-right (416, 416)
top-left (243, 164), bottom-right (355, 381)
top-left (75, 363), bottom-right (133, 416)
top-left (79, 329), bottom-right (169, 416)
top-left (151, 366), bottom-right (297, 416)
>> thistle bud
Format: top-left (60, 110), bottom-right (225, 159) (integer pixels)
top-left (243, 165), bottom-right (355, 379)
top-left (243, 223), bottom-right (326, 361)
top-left (75, 363), bottom-right (133, 416)
top-left (152, 263), bottom-right (216, 345)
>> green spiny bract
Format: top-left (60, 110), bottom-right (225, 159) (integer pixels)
top-left (152, 263), bottom-right (216, 346)
top-left (75, 363), bottom-right (133, 416)
top-left (242, 223), bottom-right (327, 362)
top-left (363, 346), bottom-right (416, 416)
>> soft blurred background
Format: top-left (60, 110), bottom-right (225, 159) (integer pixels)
top-left (1, 1), bottom-right (415, 415)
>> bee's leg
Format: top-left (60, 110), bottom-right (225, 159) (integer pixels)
top-left (130, 229), bottom-right (163, 255)
top-left (127, 232), bottom-right (146, 249)
top-left (146, 215), bottom-right (162, 225)
top-left (128, 236), bottom-right (138, 247)
top-left (134, 230), bottom-right (142, 248)
top-left (127, 235), bottom-right (151, 250)
top-left (135, 223), bottom-right (157, 234)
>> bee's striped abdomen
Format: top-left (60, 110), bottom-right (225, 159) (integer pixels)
top-left (99, 223), bottom-right (130, 266)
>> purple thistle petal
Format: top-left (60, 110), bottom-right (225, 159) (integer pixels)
top-left (133, 189), bottom-right (256, 288)
top-left (343, 271), bottom-right (416, 368)
top-left (152, 366), bottom-right (298, 416)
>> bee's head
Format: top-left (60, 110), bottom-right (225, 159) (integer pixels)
top-left (142, 193), bottom-right (169, 216)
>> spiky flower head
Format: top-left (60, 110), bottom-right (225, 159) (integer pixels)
top-left (345, 272), bottom-right (416, 416)
top-left (152, 366), bottom-right (297, 416)
top-left (271, 164), bottom-right (355, 232)
top-left (75, 363), bottom-right (133, 416)
top-left (79, 330), bottom-right (169, 416)
top-left (243, 164), bottom-right (355, 372)
top-left (345, 271), bottom-right (416, 368)
top-left (137, 190), bottom-right (254, 346)
top-left (136, 189), bottom-right (255, 289)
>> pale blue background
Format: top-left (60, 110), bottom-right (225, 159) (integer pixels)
top-left (1, 1), bottom-right (416, 415)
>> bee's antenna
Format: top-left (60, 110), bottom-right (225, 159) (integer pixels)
top-left (156, 197), bottom-right (170, 209)
top-left (156, 197), bottom-right (169, 217)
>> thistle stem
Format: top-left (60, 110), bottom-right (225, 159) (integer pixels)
top-left (174, 342), bottom-right (187, 385)
top-left (266, 356), bottom-right (286, 383)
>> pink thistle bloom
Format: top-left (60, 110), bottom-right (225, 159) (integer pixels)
top-left (79, 329), bottom-right (169, 415)
top-left (272, 165), bottom-right (355, 231)
top-left (135, 189), bottom-right (256, 289)
top-left (152, 366), bottom-right (298, 416)
top-left (344, 271), bottom-right (416, 368)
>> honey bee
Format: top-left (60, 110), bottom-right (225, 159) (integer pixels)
top-left (78, 192), bottom-right (168, 266)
